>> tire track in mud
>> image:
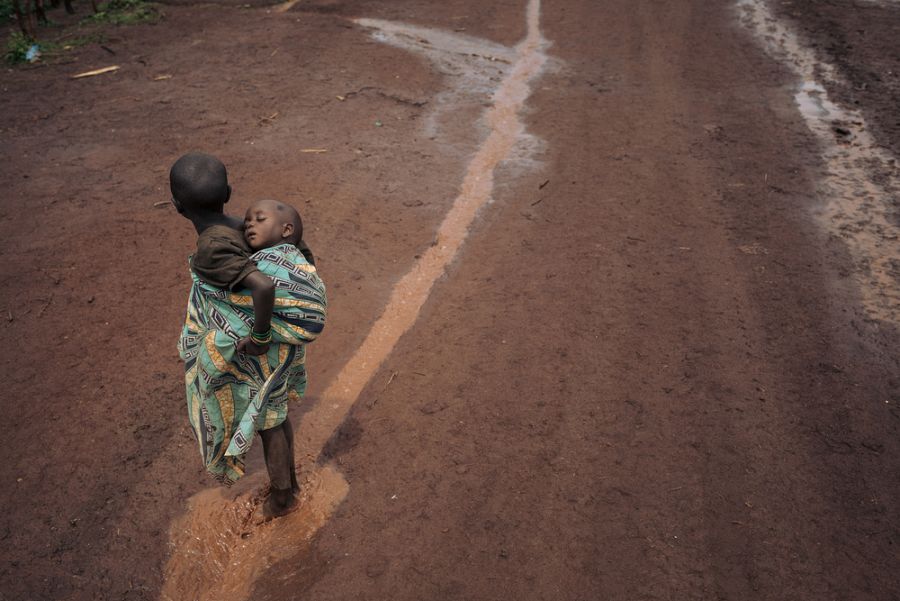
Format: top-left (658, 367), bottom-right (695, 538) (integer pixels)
top-left (159, 2), bottom-right (550, 599)
top-left (736, 0), bottom-right (900, 324)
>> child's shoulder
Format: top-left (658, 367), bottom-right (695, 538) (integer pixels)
top-left (191, 225), bottom-right (256, 289)
top-left (197, 224), bottom-right (247, 247)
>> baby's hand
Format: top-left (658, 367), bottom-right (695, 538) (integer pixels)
top-left (236, 336), bottom-right (270, 356)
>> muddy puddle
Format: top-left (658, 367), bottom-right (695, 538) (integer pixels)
top-left (160, 465), bottom-right (348, 601)
top-left (159, 2), bottom-right (551, 599)
top-left (737, 0), bottom-right (900, 324)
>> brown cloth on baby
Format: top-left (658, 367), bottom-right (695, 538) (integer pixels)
top-left (191, 224), bottom-right (316, 290)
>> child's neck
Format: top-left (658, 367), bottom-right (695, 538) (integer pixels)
top-left (185, 210), bottom-right (243, 234)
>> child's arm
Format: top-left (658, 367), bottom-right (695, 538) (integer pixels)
top-left (234, 271), bottom-right (275, 356)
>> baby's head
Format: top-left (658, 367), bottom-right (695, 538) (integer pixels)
top-left (244, 199), bottom-right (303, 251)
top-left (169, 152), bottom-right (231, 214)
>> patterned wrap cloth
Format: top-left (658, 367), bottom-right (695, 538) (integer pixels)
top-left (177, 243), bottom-right (327, 484)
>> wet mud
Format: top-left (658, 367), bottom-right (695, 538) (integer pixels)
top-left (2, 0), bottom-right (899, 600)
top-left (160, 465), bottom-right (347, 601)
top-left (737, 0), bottom-right (899, 324)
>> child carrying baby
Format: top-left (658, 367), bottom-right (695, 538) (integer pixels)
top-left (171, 152), bottom-right (326, 517)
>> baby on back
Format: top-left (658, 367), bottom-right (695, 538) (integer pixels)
top-left (191, 197), bottom-right (315, 295)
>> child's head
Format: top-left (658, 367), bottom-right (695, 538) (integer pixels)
top-left (244, 199), bottom-right (303, 251)
top-left (169, 152), bottom-right (231, 214)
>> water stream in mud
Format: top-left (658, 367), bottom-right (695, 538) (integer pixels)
top-left (160, 2), bottom-right (550, 599)
top-left (737, 0), bottom-right (900, 324)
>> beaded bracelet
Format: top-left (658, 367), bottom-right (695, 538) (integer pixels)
top-left (250, 328), bottom-right (272, 344)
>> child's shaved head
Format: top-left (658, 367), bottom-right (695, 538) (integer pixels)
top-left (244, 199), bottom-right (304, 250)
top-left (170, 152), bottom-right (230, 211)
top-left (282, 202), bottom-right (303, 244)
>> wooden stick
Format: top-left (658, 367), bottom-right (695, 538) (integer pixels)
top-left (274, 0), bottom-right (301, 13)
top-left (72, 65), bottom-right (120, 79)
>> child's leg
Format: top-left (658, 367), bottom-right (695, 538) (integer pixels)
top-left (259, 425), bottom-right (297, 516)
top-left (281, 416), bottom-right (300, 494)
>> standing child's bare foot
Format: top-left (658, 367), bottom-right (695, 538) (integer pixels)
top-left (290, 468), bottom-right (300, 495)
top-left (262, 487), bottom-right (298, 519)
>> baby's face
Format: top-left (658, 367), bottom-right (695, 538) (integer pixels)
top-left (244, 200), bottom-right (291, 250)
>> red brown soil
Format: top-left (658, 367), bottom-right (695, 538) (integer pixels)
top-left (1, 0), bottom-right (898, 600)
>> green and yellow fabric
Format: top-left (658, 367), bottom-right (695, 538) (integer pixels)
top-left (177, 244), bottom-right (326, 484)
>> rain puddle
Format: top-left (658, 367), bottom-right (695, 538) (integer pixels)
top-left (736, 0), bottom-right (899, 324)
top-left (160, 2), bottom-right (550, 599)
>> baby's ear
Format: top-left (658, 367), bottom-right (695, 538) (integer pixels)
top-left (282, 222), bottom-right (295, 239)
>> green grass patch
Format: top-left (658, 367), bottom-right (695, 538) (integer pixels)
top-left (4, 0), bottom-right (155, 65)
top-left (83, 0), bottom-right (159, 25)
top-left (5, 30), bottom-right (106, 64)
top-left (5, 31), bottom-right (33, 64)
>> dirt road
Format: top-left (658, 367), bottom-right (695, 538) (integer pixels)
top-left (1, 0), bottom-right (898, 599)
